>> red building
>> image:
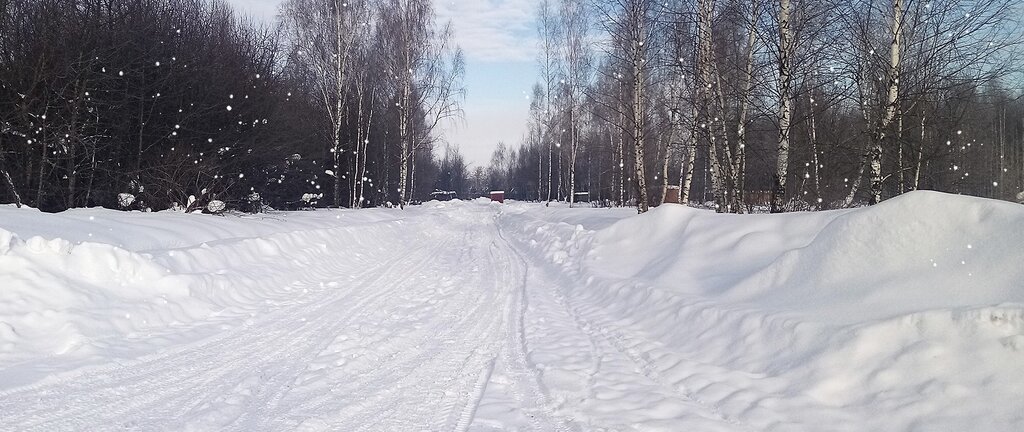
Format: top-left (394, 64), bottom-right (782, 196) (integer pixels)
top-left (490, 191), bottom-right (505, 203)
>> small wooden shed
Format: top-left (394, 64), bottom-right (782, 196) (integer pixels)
top-left (664, 185), bottom-right (680, 204)
top-left (490, 190), bottom-right (505, 203)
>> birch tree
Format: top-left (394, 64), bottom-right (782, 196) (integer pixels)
top-left (598, 0), bottom-right (659, 213)
top-left (281, 0), bottom-right (368, 208)
top-left (537, 0), bottom-right (561, 202)
top-left (696, 0), bottom-right (729, 210)
top-left (558, 0), bottom-right (591, 208)
top-left (840, 0), bottom-right (1020, 205)
top-left (379, 0), bottom-right (462, 207)
top-left (349, 36), bottom-right (377, 208)
top-left (772, 0), bottom-right (794, 212)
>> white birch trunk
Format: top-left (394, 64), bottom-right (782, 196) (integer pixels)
top-left (773, 0), bottom-right (793, 213)
top-left (632, 27), bottom-right (649, 213)
top-left (697, 0), bottom-right (724, 211)
top-left (809, 101), bottom-right (821, 203)
top-left (870, 0), bottom-right (904, 205)
top-left (734, 2), bottom-right (758, 213)
top-left (913, 116), bottom-right (924, 191)
top-left (680, 114), bottom-right (697, 205)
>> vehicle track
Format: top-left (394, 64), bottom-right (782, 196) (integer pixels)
top-left (0, 224), bottom-right (452, 431)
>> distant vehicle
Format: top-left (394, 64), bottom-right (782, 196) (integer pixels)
top-left (430, 190), bottom-right (457, 201)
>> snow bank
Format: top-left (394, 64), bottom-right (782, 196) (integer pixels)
top-left (501, 191), bottom-right (1024, 430)
top-left (594, 191), bottom-right (1024, 322)
top-left (0, 206), bottom-right (411, 372)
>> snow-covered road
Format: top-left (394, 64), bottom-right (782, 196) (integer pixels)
top-left (2, 193), bottom-right (1023, 431)
top-left (0, 204), bottom-right (701, 431)
top-left (0, 206), bottom-right (514, 430)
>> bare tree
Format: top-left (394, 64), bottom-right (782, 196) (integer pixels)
top-left (597, 0), bottom-right (660, 213)
top-left (281, 0), bottom-right (369, 208)
top-left (537, 0), bottom-right (562, 202)
top-left (558, 0), bottom-right (591, 208)
top-left (771, 0), bottom-right (794, 212)
top-left (696, 0), bottom-right (729, 210)
top-left (378, 0), bottom-right (462, 207)
top-left (841, 0), bottom-right (1021, 205)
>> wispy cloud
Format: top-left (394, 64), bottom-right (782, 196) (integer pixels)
top-left (435, 0), bottom-right (538, 63)
top-left (225, 0), bottom-right (281, 22)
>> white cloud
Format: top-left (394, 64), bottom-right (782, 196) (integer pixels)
top-left (226, 0), bottom-right (539, 63)
top-left (225, 0), bottom-right (281, 23)
top-left (435, 0), bottom-right (538, 63)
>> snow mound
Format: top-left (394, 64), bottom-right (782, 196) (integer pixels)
top-left (595, 191), bottom-right (1024, 323)
top-left (0, 206), bottom-right (414, 369)
top-left (503, 191), bottom-right (1024, 430)
top-left (0, 229), bottom-right (206, 360)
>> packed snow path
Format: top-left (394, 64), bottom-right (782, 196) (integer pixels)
top-left (2, 193), bottom-right (1023, 431)
top-left (0, 204), bottom-right (729, 431)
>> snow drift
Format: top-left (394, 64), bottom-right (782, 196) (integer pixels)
top-left (1, 192), bottom-right (1021, 430)
top-left (502, 191), bottom-right (1024, 430)
top-left (0, 206), bottom-right (413, 380)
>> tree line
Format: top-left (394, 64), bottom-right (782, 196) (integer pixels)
top-left (0, 0), bottom-right (463, 212)
top-left (490, 0), bottom-right (1024, 213)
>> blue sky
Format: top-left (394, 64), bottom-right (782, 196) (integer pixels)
top-left (227, 0), bottom-right (538, 166)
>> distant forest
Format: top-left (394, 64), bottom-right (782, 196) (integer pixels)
top-left (2, 0), bottom-right (1023, 214)
top-left (492, 0), bottom-right (1024, 213)
top-left (0, 0), bottom-right (466, 212)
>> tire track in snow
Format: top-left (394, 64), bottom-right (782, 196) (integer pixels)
top-left (0, 226), bottom-right (452, 431)
top-left (488, 217), bottom-right (580, 432)
top-left (496, 214), bottom-right (755, 431)
top-left (253, 216), bottom-right (508, 431)
top-left (234, 232), bottom-right (467, 430)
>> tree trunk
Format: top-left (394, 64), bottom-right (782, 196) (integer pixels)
top-left (697, 0), bottom-right (716, 209)
top-left (85, 139), bottom-right (96, 206)
top-left (896, 110), bottom-right (905, 195)
top-left (557, 146), bottom-right (563, 201)
top-left (913, 116), bottom-right (925, 190)
top-left (870, 0), bottom-right (904, 205)
top-left (998, 105), bottom-right (1005, 198)
top-left (632, 39), bottom-right (649, 213)
top-left (547, 136), bottom-right (554, 202)
top-left (844, 148), bottom-right (868, 207)
top-left (36, 113), bottom-right (49, 207)
top-left (736, 0), bottom-right (758, 211)
top-left (680, 106), bottom-right (698, 204)
top-left (351, 79), bottom-right (365, 208)
top-left (809, 96), bottom-right (821, 204)
top-left (333, 141), bottom-right (342, 207)
top-left (0, 134), bottom-right (22, 208)
top-left (707, 130), bottom-right (726, 211)
top-left (66, 80), bottom-right (84, 209)
top-left (398, 70), bottom-right (412, 208)
top-left (569, 110), bottom-right (577, 208)
top-left (773, 0), bottom-right (793, 213)
top-left (714, 71), bottom-right (739, 213)
top-left (618, 92), bottom-right (626, 206)
top-left (332, 0), bottom-right (346, 208)
top-left (538, 131), bottom-right (544, 202)
top-left (660, 133), bottom-right (670, 205)
top-left (410, 146), bottom-right (417, 203)
top-left (357, 92), bottom-right (374, 208)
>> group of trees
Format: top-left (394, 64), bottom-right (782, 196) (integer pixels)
top-left (494, 0), bottom-right (1024, 213)
top-left (0, 0), bottom-right (463, 212)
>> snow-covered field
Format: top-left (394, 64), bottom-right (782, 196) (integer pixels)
top-left (1, 191), bottom-right (1022, 431)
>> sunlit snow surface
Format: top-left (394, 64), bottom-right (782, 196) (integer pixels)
top-left (0, 191), bottom-right (1022, 431)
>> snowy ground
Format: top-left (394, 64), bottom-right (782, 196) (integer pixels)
top-left (1, 191), bottom-right (1022, 431)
